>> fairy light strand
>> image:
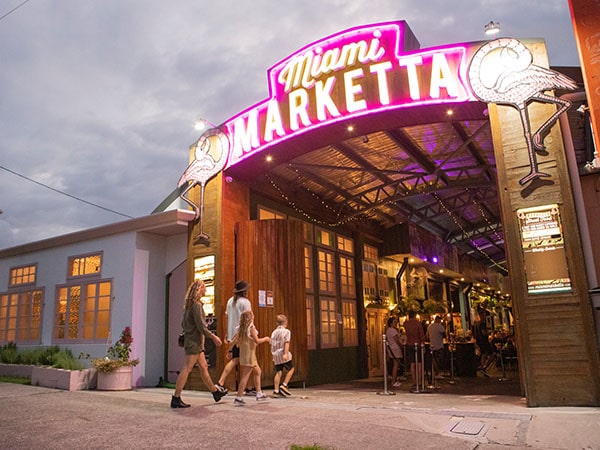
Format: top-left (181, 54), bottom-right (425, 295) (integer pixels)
top-left (432, 191), bottom-right (507, 273)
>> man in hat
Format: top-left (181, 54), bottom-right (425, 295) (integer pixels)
top-left (217, 280), bottom-right (252, 391)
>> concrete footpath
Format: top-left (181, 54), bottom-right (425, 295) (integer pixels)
top-left (1, 376), bottom-right (599, 450)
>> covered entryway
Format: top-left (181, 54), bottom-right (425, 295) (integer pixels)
top-left (183, 21), bottom-right (600, 405)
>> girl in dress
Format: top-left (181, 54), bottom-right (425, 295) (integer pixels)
top-left (231, 310), bottom-right (270, 405)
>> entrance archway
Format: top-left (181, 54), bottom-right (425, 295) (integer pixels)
top-left (181, 21), bottom-right (600, 406)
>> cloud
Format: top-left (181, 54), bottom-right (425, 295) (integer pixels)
top-left (0, 0), bottom-right (579, 250)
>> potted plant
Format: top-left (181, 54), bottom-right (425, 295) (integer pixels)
top-left (92, 326), bottom-right (139, 390)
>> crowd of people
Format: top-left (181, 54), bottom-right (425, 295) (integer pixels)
top-left (172, 280), bottom-right (294, 408)
top-left (172, 280), bottom-right (516, 406)
top-left (384, 308), bottom-right (517, 390)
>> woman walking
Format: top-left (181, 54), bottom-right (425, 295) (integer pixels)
top-left (171, 280), bottom-right (228, 408)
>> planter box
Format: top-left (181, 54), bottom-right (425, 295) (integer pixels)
top-left (0, 363), bottom-right (35, 379)
top-left (97, 366), bottom-right (133, 391)
top-left (31, 366), bottom-right (97, 391)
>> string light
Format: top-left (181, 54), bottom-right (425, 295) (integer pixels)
top-left (466, 187), bottom-right (503, 243)
top-left (266, 174), bottom-right (371, 227)
top-left (267, 173), bottom-right (507, 274)
top-left (432, 191), bottom-right (507, 273)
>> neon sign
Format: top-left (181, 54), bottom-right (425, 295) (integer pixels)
top-left (223, 21), bottom-right (475, 168)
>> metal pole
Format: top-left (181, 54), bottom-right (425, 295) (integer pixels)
top-left (420, 343), bottom-right (426, 391)
top-left (412, 343), bottom-right (421, 393)
top-left (377, 334), bottom-right (395, 396)
top-left (498, 344), bottom-right (509, 382)
top-left (427, 345), bottom-right (436, 390)
top-left (448, 340), bottom-right (458, 385)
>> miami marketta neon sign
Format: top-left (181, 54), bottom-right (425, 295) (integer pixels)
top-left (223, 21), bottom-right (475, 168)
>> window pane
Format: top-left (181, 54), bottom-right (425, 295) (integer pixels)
top-left (319, 297), bottom-right (338, 349)
top-left (9, 264), bottom-right (37, 286)
top-left (54, 281), bottom-right (111, 342)
top-left (342, 300), bottom-right (358, 346)
top-left (339, 256), bottom-right (355, 297)
top-left (69, 253), bottom-right (102, 277)
top-left (258, 206), bottom-right (285, 220)
top-left (99, 282), bottom-right (111, 296)
top-left (97, 310), bottom-right (110, 338)
top-left (304, 246), bottom-right (313, 292)
top-left (317, 229), bottom-right (333, 247)
top-left (363, 244), bottom-right (378, 261)
top-left (318, 250), bottom-right (335, 293)
top-left (0, 294), bottom-right (7, 339)
top-left (306, 295), bottom-right (315, 350)
top-left (337, 236), bottom-right (354, 254)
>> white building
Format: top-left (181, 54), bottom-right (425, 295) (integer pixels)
top-left (0, 209), bottom-right (194, 387)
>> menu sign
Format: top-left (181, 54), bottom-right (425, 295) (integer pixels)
top-left (517, 204), bottom-right (571, 294)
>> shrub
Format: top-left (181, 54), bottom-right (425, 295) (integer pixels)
top-left (0, 343), bottom-right (85, 370)
top-left (0, 342), bottom-right (18, 364)
top-left (52, 350), bottom-right (85, 370)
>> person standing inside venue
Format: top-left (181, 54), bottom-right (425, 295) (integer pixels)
top-left (271, 314), bottom-right (295, 397)
top-left (231, 310), bottom-right (270, 405)
top-left (385, 317), bottom-right (404, 387)
top-left (427, 315), bottom-right (446, 379)
top-left (472, 309), bottom-right (493, 375)
top-left (171, 280), bottom-right (228, 408)
top-left (404, 310), bottom-right (425, 393)
top-left (216, 280), bottom-right (252, 391)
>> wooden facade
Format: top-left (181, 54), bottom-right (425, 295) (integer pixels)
top-left (235, 219), bottom-right (308, 386)
top-left (489, 41), bottom-right (600, 406)
top-left (182, 33), bottom-right (600, 405)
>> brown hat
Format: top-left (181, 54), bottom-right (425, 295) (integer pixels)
top-left (234, 280), bottom-right (249, 294)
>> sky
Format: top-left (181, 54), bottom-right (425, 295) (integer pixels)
top-left (0, 0), bottom-right (580, 250)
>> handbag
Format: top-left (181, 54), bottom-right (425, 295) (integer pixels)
top-left (178, 331), bottom-right (185, 347)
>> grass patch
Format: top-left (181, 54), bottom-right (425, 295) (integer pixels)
top-left (0, 376), bottom-right (31, 385)
top-left (156, 378), bottom-right (176, 389)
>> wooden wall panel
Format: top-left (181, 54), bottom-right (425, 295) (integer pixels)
top-left (236, 219), bottom-right (308, 388)
top-left (489, 40), bottom-right (600, 406)
top-left (186, 174), bottom-right (250, 389)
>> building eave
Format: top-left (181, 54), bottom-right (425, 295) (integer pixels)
top-left (0, 209), bottom-right (195, 258)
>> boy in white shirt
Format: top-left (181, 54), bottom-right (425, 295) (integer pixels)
top-left (270, 314), bottom-right (295, 397)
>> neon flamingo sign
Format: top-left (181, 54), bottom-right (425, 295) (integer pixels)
top-left (223, 21), bottom-right (475, 168)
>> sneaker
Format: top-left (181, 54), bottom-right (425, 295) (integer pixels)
top-left (392, 381), bottom-right (402, 387)
top-left (272, 390), bottom-right (286, 398)
top-left (279, 384), bottom-right (291, 396)
top-left (256, 392), bottom-right (268, 401)
top-left (244, 388), bottom-right (257, 396)
top-left (212, 388), bottom-right (228, 403)
top-left (233, 397), bottom-right (246, 406)
top-left (170, 395), bottom-right (191, 408)
top-left (215, 383), bottom-right (227, 392)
